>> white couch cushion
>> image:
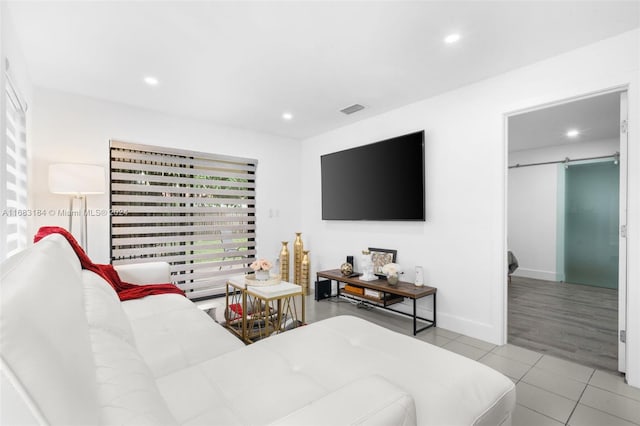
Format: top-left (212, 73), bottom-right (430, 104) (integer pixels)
top-left (122, 294), bottom-right (244, 378)
top-left (1, 360), bottom-right (45, 425)
top-left (82, 269), bottom-right (179, 424)
top-left (83, 270), bottom-right (136, 345)
top-left (269, 375), bottom-right (417, 426)
top-left (90, 328), bottom-right (178, 425)
top-left (0, 234), bottom-right (100, 425)
top-left (115, 262), bottom-right (171, 285)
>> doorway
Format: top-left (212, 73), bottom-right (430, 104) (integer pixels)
top-left (506, 90), bottom-right (627, 373)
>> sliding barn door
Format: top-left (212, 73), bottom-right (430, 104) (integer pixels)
top-left (564, 161), bottom-right (619, 289)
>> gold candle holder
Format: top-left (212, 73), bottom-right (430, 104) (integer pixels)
top-left (279, 241), bottom-right (290, 282)
top-left (301, 250), bottom-right (310, 295)
top-left (293, 232), bottom-right (303, 285)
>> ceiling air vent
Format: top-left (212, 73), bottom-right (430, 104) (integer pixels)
top-left (340, 104), bottom-right (365, 115)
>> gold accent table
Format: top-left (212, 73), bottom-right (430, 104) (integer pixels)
top-left (225, 276), bottom-right (305, 344)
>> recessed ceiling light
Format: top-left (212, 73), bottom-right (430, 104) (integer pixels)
top-left (566, 129), bottom-right (580, 138)
top-left (143, 76), bottom-right (159, 86)
top-left (444, 33), bottom-right (461, 44)
top-left (282, 112), bottom-right (293, 121)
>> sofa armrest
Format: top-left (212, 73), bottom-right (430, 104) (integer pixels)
top-left (268, 375), bottom-right (416, 426)
top-left (114, 262), bottom-right (171, 285)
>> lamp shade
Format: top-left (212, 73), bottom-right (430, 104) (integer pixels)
top-left (49, 163), bottom-right (106, 195)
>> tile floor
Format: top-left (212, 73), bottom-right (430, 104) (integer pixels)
top-left (304, 296), bottom-right (640, 426)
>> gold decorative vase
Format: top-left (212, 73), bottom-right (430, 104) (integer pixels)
top-left (301, 250), bottom-right (310, 295)
top-left (293, 232), bottom-right (303, 285)
top-left (279, 241), bottom-right (290, 282)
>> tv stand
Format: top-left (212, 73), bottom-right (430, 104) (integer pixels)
top-left (315, 269), bottom-right (436, 335)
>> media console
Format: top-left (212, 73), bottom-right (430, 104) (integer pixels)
top-left (315, 269), bottom-right (436, 335)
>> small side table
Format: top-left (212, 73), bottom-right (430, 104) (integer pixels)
top-left (226, 276), bottom-right (305, 343)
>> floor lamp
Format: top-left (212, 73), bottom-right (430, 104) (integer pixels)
top-left (48, 163), bottom-right (105, 251)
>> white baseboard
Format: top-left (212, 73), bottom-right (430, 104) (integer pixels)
top-left (435, 312), bottom-right (503, 345)
top-left (402, 301), bottom-right (502, 345)
top-left (512, 268), bottom-right (558, 282)
top-left (330, 294), bottom-right (503, 345)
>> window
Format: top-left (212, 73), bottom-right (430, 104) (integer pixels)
top-left (109, 140), bottom-right (257, 300)
top-left (1, 64), bottom-right (28, 260)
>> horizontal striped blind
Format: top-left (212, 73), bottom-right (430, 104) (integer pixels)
top-left (110, 140), bottom-right (257, 300)
top-left (2, 71), bottom-right (28, 260)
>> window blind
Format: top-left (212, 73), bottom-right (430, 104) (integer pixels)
top-left (110, 140), bottom-right (257, 300)
top-left (1, 70), bottom-right (28, 260)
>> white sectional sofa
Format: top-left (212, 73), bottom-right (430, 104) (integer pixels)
top-left (1, 234), bottom-right (515, 425)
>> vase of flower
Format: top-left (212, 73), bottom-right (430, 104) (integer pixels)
top-left (250, 258), bottom-right (273, 280)
top-left (255, 270), bottom-right (270, 280)
top-left (381, 263), bottom-right (402, 286)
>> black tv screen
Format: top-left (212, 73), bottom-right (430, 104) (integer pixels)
top-left (321, 130), bottom-right (425, 221)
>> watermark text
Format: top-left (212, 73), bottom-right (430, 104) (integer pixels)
top-left (1, 208), bottom-right (128, 217)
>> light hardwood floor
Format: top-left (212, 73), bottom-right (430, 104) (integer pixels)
top-left (508, 276), bottom-right (618, 373)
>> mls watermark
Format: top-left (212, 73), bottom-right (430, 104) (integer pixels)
top-left (1, 208), bottom-right (129, 217)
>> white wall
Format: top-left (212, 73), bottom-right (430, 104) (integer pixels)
top-left (30, 88), bottom-right (301, 264)
top-left (508, 162), bottom-right (558, 281)
top-left (300, 29), bottom-right (640, 387)
top-left (1, 4), bottom-right (33, 105)
top-left (508, 139), bottom-right (619, 281)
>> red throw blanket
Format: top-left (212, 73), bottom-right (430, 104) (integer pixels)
top-left (34, 226), bottom-right (185, 301)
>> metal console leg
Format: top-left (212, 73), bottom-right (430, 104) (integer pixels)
top-left (413, 298), bottom-right (417, 335)
top-left (433, 293), bottom-right (437, 326)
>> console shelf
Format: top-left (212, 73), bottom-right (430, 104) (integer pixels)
top-left (340, 287), bottom-right (404, 306)
top-left (316, 269), bottom-right (437, 335)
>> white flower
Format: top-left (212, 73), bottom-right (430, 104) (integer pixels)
top-left (381, 263), bottom-right (402, 276)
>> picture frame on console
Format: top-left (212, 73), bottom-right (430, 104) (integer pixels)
top-left (368, 247), bottom-right (397, 278)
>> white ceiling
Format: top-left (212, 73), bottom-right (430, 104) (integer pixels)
top-left (508, 91), bottom-right (621, 152)
top-left (6, 1), bottom-right (640, 140)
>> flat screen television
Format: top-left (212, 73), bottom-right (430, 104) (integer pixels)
top-left (321, 130), bottom-right (425, 221)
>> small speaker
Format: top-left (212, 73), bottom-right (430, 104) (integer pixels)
top-left (346, 256), bottom-right (354, 266)
top-left (315, 279), bottom-right (332, 301)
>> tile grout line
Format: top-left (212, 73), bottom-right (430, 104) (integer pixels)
top-left (521, 379), bottom-right (583, 403)
top-left (514, 403), bottom-right (567, 425)
top-left (520, 358), bottom-right (536, 384)
top-left (515, 359), bottom-right (585, 425)
top-left (576, 400), bottom-right (640, 426)
top-left (564, 369), bottom-right (596, 425)
top-left (508, 350), bottom-right (541, 384)
top-left (485, 350), bottom-right (540, 368)
top-left (563, 400), bottom-right (579, 425)
top-left (577, 378), bottom-right (640, 426)
top-left (586, 374), bottom-right (640, 403)
top-left (515, 380), bottom-right (578, 425)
